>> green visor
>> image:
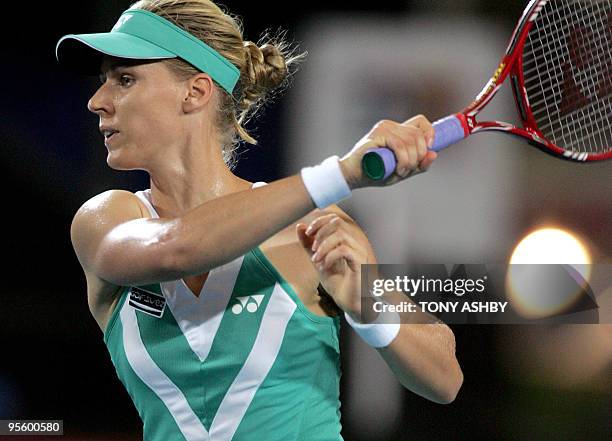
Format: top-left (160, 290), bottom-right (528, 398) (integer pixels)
top-left (56, 9), bottom-right (240, 94)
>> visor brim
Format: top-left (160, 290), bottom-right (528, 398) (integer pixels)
top-left (56, 32), bottom-right (177, 75)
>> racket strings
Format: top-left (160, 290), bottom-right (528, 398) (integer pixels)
top-left (523, 30), bottom-right (611, 79)
top-left (524, 7), bottom-right (611, 100)
top-left (522, 0), bottom-right (612, 154)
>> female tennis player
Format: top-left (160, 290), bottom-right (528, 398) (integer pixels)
top-left (58, 1), bottom-right (463, 439)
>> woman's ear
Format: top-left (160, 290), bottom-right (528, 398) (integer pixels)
top-left (182, 73), bottom-right (214, 112)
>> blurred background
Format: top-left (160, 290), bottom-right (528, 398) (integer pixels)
top-left (1, 0), bottom-right (610, 440)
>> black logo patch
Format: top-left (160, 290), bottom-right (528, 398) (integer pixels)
top-left (128, 287), bottom-right (166, 318)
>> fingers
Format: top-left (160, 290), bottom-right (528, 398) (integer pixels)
top-left (321, 245), bottom-right (360, 272)
top-left (296, 223), bottom-right (313, 251)
top-left (305, 213), bottom-right (341, 252)
top-left (419, 151), bottom-right (438, 171)
top-left (303, 214), bottom-right (365, 272)
top-left (341, 114), bottom-right (438, 189)
top-left (404, 151), bottom-right (439, 179)
top-left (312, 225), bottom-right (359, 264)
top-left (305, 213), bottom-right (336, 238)
top-left (402, 114), bottom-right (436, 147)
top-left (369, 117), bottom-right (435, 178)
top-left (392, 122), bottom-right (429, 165)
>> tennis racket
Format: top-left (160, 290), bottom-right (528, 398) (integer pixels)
top-left (362, 0), bottom-right (612, 180)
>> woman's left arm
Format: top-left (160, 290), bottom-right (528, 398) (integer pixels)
top-left (296, 210), bottom-right (463, 404)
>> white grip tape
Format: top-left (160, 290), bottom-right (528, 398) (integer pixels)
top-left (300, 156), bottom-right (352, 209)
top-left (344, 309), bottom-right (401, 348)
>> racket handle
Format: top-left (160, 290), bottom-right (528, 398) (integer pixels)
top-left (362, 114), bottom-right (469, 180)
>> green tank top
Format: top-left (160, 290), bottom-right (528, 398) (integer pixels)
top-left (102, 187), bottom-right (343, 441)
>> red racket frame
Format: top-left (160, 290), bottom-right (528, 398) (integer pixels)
top-left (456, 0), bottom-right (612, 162)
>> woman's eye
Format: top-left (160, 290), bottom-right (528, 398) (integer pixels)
top-left (119, 75), bottom-right (134, 86)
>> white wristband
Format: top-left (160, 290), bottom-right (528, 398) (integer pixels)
top-left (300, 156), bottom-right (352, 209)
top-left (344, 310), bottom-right (401, 348)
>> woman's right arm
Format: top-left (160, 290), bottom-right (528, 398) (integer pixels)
top-left (71, 115), bottom-right (436, 287)
top-left (71, 175), bottom-right (318, 286)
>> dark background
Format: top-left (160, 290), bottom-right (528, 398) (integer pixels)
top-left (1, 1), bottom-right (610, 440)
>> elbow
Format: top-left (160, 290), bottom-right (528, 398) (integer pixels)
top-left (437, 326), bottom-right (463, 404)
top-left (435, 363), bottom-right (464, 405)
top-left (442, 377), bottom-right (463, 405)
top-left (397, 360), bottom-right (464, 405)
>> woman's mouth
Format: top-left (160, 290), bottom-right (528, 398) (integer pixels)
top-left (103, 130), bottom-right (120, 145)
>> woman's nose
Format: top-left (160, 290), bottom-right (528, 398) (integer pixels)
top-left (87, 83), bottom-right (113, 116)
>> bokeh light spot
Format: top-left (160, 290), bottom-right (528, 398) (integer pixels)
top-left (507, 228), bottom-right (592, 319)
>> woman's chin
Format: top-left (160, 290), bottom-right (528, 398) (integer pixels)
top-left (106, 152), bottom-right (137, 171)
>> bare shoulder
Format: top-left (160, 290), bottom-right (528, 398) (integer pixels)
top-left (70, 190), bottom-right (147, 271)
top-left (71, 190), bottom-right (149, 331)
top-left (72, 189), bottom-right (145, 228)
top-left (72, 189), bottom-right (145, 230)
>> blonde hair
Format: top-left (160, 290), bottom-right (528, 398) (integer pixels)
top-left (130, 0), bottom-right (306, 169)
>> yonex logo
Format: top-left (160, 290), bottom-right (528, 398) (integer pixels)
top-left (231, 295), bottom-right (264, 314)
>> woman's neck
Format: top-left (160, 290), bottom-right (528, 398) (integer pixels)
top-left (147, 155), bottom-right (252, 218)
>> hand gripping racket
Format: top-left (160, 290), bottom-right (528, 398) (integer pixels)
top-left (362, 0), bottom-right (612, 180)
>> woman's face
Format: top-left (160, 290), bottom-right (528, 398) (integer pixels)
top-left (88, 56), bottom-right (188, 170)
